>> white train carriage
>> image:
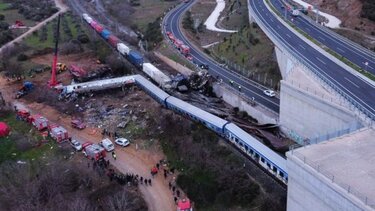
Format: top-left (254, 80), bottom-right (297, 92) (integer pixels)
top-left (166, 96), bottom-right (228, 134)
top-left (142, 63), bottom-right (172, 89)
top-left (224, 123), bottom-right (288, 183)
top-left (82, 13), bottom-right (93, 24)
top-left (133, 75), bottom-right (170, 106)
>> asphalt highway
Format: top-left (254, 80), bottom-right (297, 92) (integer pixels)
top-left (163, 1), bottom-right (280, 113)
top-left (272, 0), bottom-right (375, 75)
top-left (249, 0), bottom-right (375, 119)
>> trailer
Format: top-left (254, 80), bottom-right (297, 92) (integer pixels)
top-left (82, 142), bottom-right (106, 161)
top-left (49, 125), bottom-right (69, 143)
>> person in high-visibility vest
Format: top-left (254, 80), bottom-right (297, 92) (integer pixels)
top-left (238, 85), bottom-right (241, 91)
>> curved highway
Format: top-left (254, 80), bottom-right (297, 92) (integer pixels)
top-left (272, 0), bottom-right (375, 74)
top-left (249, 0), bottom-right (375, 119)
top-left (163, 1), bottom-right (280, 113)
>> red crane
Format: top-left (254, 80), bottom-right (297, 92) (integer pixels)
top-left (48, 14), bottom-right (61, 87)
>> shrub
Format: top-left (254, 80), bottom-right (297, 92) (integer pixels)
top-left (17, 54), bottom-right (28, 61)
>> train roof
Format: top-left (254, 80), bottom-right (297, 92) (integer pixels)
top-left (225, 123), bottom-right (287, 173)
top-left (134, 75), bottom-right (170, 101)
top-left (166, 96), bottom-right (228, 129)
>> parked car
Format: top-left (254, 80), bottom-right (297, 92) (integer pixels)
top-left (263, 89), bottom-right (276, 97)
top-left (99, 138), bottom-right (115, 152)
top-left (115, 138), bottom-right (130, 147)
top-left (70, 139), bottom-right (82, 151)
top-left (71, 119), bottom-right (86, 130)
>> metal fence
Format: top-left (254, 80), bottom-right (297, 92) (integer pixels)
top-left (291, 150), bottom-right (375, 208)
top-left (248, 1), bottom-right (375, 124)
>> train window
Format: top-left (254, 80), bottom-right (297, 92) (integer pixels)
top-left (279, 172), bottom-right (284, 177)
top-left (255, 153), bottom-right (259, 158)
top-left (267, 163), bottom-right (271, 168)
top-left (260, 157), bottom-right (265, 162)
top-left (235, 138), bottom-right (239, 143)
top-left (272, 166), bottom-right (277, 172)
top-left (239, 142), bottom-right (243, 147)
top-left (245, 145), bottom-right (248, 150)
top-left (249, 149), bottom-right (253, 154)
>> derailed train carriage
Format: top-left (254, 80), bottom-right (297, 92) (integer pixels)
top-left (82, 12), bottom-right (288, 184)
top-left (133, 75), bottom-right (288, 184)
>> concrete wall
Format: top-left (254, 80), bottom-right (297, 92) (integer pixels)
top-left (213, 83), bottom-right (278, 124)
top-left (287, 152), bottom-right (371, 211)
top-left (280, 80), bottom-right (361, 140)
top-left (275, 46), bottom-right (294, 79)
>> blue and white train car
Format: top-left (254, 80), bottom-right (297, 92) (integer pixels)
top-left (134, 75), bottom-right (170, 105)
top-left (166, 96), bottom-right (228, 134)
top-left (224, 123), bottom-right (288, 183)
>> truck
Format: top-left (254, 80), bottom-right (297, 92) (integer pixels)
top-left (49, 125), bottom-right (69, 143)
top-left (82, 142), bottom-right (106, 161)
top-left (117, 43), bottom-right (130, 55)
top-left (128, 50), bottom-right (144, 68)
top-left (291, 9), bottom-right (300, 17)
top-left (29, 115), bottom-right (49, 131)
top-left (16, 109), bottom-right (30, 121)
top-left (180, 44), bottom-right (190, 56)
top-left (15, 81), bottom-right (34, 99)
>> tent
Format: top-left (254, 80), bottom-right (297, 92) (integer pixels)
top-left (0, 122), bottom-right (10, 137)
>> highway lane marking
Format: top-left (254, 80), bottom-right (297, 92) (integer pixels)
top-left (318, 36), bottom-right (325, 41)
top-left (336, 47), bottom-right (345, 53)
top-left (316, 57), bottom-right (326, 65)
top-left (253, 1), bottom-right (375, 113)
top-left (345, 77), bottom-right (360, 88)
top-left (286, 33), bottom-right (291, 38)
top-left (299, 45), bottom-right (305, 50)
top-left (277, 25), bottom-right (281, 29)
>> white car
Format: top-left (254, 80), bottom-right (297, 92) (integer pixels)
top-left (263, 89), bottom-right (276, 97)
top-left (70, 139), bottom-right (82, 151)
top-left (115, 138), bottom-right (130, 147)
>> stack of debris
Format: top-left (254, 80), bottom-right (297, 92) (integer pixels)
top-left (171, 74), bottom-right (189, 92)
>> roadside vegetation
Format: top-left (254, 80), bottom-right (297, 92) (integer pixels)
top-left (182, 0), bottom-right (282, 90)
top-left (159, 114), bottom-right (286, 210)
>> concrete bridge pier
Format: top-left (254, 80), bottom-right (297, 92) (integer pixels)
top-left (275, 47), bottom-right (363, 144)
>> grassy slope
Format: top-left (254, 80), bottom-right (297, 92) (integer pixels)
top-left (0, 112), bottom-right (56, 164)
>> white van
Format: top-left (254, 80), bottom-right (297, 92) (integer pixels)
top-left (100, 138), bottom-right (115, 152)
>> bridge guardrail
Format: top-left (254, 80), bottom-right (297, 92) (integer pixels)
top-left (291, 149), bottom-right (375, 208)
top-left (248, 0), bottom-right (375, 123)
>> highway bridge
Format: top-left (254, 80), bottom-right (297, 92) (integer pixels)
top-left (272, 0), bottom-right (375, 74)
top-left (248, 0), bottom-right (375, 121)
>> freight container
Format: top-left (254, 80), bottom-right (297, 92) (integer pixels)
top-left (83, 14), bottom-right (92, 24)
top-left (108, 35), bottom-right (119, 48)
top-left (117, 43), bottom-right (130, 55)
top-left (128, 50), bottom-right (144, 68)
top-left (91, 22), bottom-right (104, 33)
top-left (142, 63), bottom-right (171, 88)
top-left (101, 29), bottom-right (111, 40)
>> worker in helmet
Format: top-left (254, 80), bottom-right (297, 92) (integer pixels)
top-left (238, 85), bottom-right (241, 91)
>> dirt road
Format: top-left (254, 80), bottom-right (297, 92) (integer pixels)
top-left (0, 0), bottom-right (68, 54)
top-left (0, 76), bottom-right (176, 211)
